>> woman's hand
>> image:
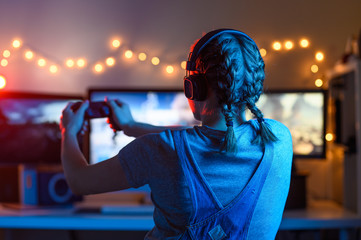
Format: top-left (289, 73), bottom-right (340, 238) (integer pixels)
top-left (105, 98), bottom-right (135, 136)
top-left (60, 101), bottom-right (89, 137)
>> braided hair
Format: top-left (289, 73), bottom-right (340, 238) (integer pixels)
top-left (194, 33), bottom-right (278, 152)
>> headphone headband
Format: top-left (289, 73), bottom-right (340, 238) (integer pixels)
top-left (186, 29), bottom-right (256, 71)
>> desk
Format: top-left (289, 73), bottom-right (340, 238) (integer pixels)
top-left (0, 201), bottom-right (360, 240)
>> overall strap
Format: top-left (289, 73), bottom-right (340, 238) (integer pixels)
top-left (172, 130), bottom-right (222, 225)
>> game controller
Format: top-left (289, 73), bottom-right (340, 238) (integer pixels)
top-left (71, 101), bottom-right (111, 119)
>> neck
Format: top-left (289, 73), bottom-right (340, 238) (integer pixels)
top-left (201, 109), bottom-right (247, 131)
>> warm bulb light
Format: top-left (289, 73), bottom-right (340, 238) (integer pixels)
top-left (311, 64), bottom-right (319, 73)
top-left (315, 52), bottom-right (324, 61)
top-left (325, 133), bottom-right (334, 142)
top-left (272, 42), bottom-right (282, 51)
top-left (166, 65), bottom-right (174, 74)
top-left (66, 59), bottom-right (75, 68)
top-left (181, 61), bottom-right (187, 70)
top-left (111, 39), bottom-right (121, 48)
top-left (3, 50), bottom-right (10, 58)
top-left (124, 50), bottom-right (133, 59)
top-left (12, 39), bottom-right (22, 48)
top-left (94, 63), bottom-right (104, 73)
top-left (25, 51), bottom-right (34, 60)
top-left (315, 78), bottom-right (323, 87)
top-left (151, 57), bottom-right (160, 65)
top-left (0, 75), bottom-right (6, 89)
top-left (138, 53), bottom-right (147, 61)
top-left (38, 58), bottom-right (46, 67)
top-left (1, 59), bottom-right (8, 67)
top-left (259, 48), bottom-right (267, 57)
top-left (77, 58), bottom-right (86, 68)
top-left (49, 65), bottom-right (58, 74)
top-left (106, 57), bottom-right (115, 66)
top-left (300, 38), bottom-right (309, 48)
top-left (284, 41), bottom-right (294, 50)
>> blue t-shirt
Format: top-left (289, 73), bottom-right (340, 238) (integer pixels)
top-left (117, 119), bottom-right (293, 239)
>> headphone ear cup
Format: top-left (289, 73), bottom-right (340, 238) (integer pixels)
top-left (183, 74), bottom-right (207, 101)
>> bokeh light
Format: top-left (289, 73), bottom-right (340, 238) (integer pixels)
top-left (272, 41), bottom-right (282, 51)
top-left (325, 133), bottom-right (334, 142)
top-left (1, 59), bottom-right (8, 67)
top-left (315, 51), bottom-right (324, 61)
top-left (49, 65), bottom-right (58, 74)
top-left (111, 39), bottom-right (121, 49)
top-left (166, 65), bottom-right (174, 74)
top-left (151, 57), bottom-right (160, 65)
top-left (138, 53), bottom-right (147, 61)
top-left (3, 50), bottom-right (10, 58)
top-left (311, 64), bottom-right (319, 73)
top-left (94, 63), bottom-right (104, 73)
top-left (77, 58), bottom-right (86, 68)
top-left (259, 48), bottom-right (267, 57)
top-left (38, 58), bottom-right (46, 67)
top-left (284, 41), bottom-right (294, 50)
top-left (315, 78), bottom-right (323, 87)
top-left (25, 50), bottom-right (34, 60)
top-left (106, 57), bottom-right (115, 66)
top-left (12, 39), bottom-right (22, 48)
top-left (124, 50), bottom-right (133, 59)
top-left (66, 59), bottom-right (75, 68)
top-left (0, 75), bottom-right (6, 89)
top-left (300, 38), bottom-right (310, 48)
top-left (181, 61), bottom-right (187, 70)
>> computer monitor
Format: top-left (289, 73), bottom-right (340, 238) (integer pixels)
top-left (88, 89), bottom-right (326, 163)
top-left (249, 90), bottom-right (327, 159)
top-left (0, 91), bottom-right (83, 165)
top-left (87, 89), bottom-right (200, 164)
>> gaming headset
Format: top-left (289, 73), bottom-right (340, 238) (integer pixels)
top-left (183, 29), bottom-right (257, 101)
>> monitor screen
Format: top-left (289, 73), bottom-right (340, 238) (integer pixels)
top-left (88, 89), bottom-right (326, 163)
top-left (0, 92), bottom-right (83, 165)
top-left (88, 89), bottom-right (200, 164)
top-left (248, 90), bottom-right (326, 158)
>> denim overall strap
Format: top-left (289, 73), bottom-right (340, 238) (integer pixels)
top-left (173, 130), bottom-right (274, 240)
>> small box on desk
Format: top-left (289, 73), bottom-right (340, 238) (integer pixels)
top-left (0, 164), bottom-right (81, 206)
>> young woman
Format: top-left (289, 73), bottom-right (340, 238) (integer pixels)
top-left (60, 29), bottom-right (293, 239)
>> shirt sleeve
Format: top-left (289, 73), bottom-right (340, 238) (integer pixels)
top-left (116, 130), bottom-right (175, 188)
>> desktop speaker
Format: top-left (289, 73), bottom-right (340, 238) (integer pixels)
top-left (0, 165), bottom-right (81, 206)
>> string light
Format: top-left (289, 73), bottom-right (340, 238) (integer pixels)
top-left (0, 75), bottom-right (6, 89)
top-left (315, 51), bottom-right (324, 61)
top-left (315, 78), bottom-right (323, 87)
top-left (300, 38), bottom-right (310, 48)
top-left (272, 41), bottom-right (282, 51)
top-left (49, 65), bottom-right (58, 74)
top-left (111, 39), bottom-right (121, 49)
top-left (259, 48), bottom-right (267, 57)
top-left (311, 64), bottom-right (319, 73)
top-left (12, 39), bottom-right (22, 48)
top-left (325, 133), bottom-right (334, 142)
top-left (151, 57), bottom-right (160, 65)
top-left (166, 65), bottom-right (174, 74)
top-left (94, 63), bottom-right (104, 73)
top-left (37, 58), bottom-right (46, 67)
top-left (1, 59), bottom-right (8, 67)
top-left (124, 50), bottom-right (133, 59)
top-left (66, 59), bottom-right (75, 68)
top-left (3, 50), bottom-right (10, 58)
top-left (106, 57), bottom-right (115, 67)
top-left (24, 50), bottom-right (34, 60)
top-left (138, 53), bottom-right (147, 61)
top-left (76, 58), bottom-right (86, 68)
top-left (284, 41), bottom-right (294, 50)
top-left (181, 61), bottom-right (187, 70)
